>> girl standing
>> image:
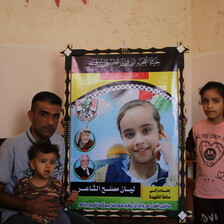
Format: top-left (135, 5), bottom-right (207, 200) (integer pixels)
top-left (186, 81), bottom-right (224, 224)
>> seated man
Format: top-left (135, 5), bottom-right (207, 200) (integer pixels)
top-left (0, 91), bottom-right (94, 224)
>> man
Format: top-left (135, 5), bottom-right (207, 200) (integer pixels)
top-left (0, 91), bottom-right (94, 224)
top-left (75, 154), bottom-right (94, 179)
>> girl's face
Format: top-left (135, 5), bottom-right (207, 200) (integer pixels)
top-left (201, 89), bottom-right (224, 124)
top-left (120, 105), bottom-right (162, 164)
top-left (30, 152), bottom-right (57, 179)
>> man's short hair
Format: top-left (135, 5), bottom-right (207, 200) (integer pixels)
top-left (31, 91), bottom-right (62, 111)
top-left (80, 154), bottom-right (89, 161)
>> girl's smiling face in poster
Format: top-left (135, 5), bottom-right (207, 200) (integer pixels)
top-left (119, 104), bottom-right (162, 165)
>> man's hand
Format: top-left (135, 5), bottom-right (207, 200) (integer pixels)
top-left (24, 195), bottom-right (62, 221)
top-left (20, 211), bottom-right (42, 223)
top-left (0, 184), bottom-right (61, 221)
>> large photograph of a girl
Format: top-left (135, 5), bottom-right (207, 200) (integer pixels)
top-left (68, 52), bottom-right (180, 213)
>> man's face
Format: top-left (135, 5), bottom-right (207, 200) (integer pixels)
top-left (80, 132), bottom-right (91, 144)
top-left (80, 156), bottom-right (89, 169)
top-left (28, 101), bottom-right (61, 141)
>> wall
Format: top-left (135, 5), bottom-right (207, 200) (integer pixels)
top-left (0, 0), bottom-right (192, 138)
top-left (0, 44), bottom-right (65, 136)
top-left (0, 0), bottom-right (191, 49)
top-left (191, 52), bottom-right (224, 124)
top-left (191, 0), bottom-right (224, 125)
top-left (1, 0), bottom-right (224, 138)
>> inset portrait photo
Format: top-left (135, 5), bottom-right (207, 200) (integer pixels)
top-left (74, 154), bottom-right (94, 180)
top-left (74, 126), bottom-right (95, 152)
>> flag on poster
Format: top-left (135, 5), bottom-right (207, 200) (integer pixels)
top-left (69, 53), bottom-right (179, 211)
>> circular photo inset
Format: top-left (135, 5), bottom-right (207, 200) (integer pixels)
top-left (74, 126), bottom-right (95, 152)
top-left (74, 154), bottom-right (95, 180)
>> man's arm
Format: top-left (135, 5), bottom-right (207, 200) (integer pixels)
top-left (0, 183), bottom-right (61, 221)
top-left (0, 183), bottom-right (27, 210)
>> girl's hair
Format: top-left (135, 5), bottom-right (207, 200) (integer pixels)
top-left (117, 99), bottom-right (162, 134)
top-left (199, 81), bottom-right (224, 98)
top-left (28, 141), bottom-right (60, 160)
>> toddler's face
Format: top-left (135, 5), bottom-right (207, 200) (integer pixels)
top-left (201, 89), bottom-right (224, 123)
top-left (30, 152), bottom-right (57, 179)
top-left (120, 105), bottom-right (161, 164)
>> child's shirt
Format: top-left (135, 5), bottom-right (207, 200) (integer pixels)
top-left (189, 119), bottom-right (224, 199)
top-left (16, 176), bottom-right (66, 202)
top-left (16, 176), bottom-right (68, 223)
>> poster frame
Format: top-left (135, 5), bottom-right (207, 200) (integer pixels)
top-left (61, 45), bottom-right (189, 222)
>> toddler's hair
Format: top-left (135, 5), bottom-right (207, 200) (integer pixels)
top-left (28, 141), bottom-right (60, 160)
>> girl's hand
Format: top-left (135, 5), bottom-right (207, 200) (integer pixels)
top-left (154, 131), bottom-right (178, 177)
top-left (154, 131), bottom-right (174, 164)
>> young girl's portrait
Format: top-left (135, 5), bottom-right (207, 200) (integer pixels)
top-left (94, 99), bottom-right (178, 186)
